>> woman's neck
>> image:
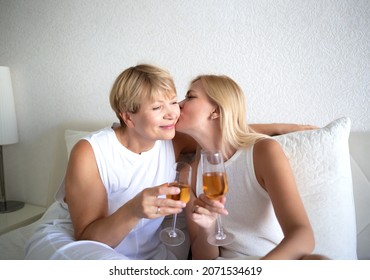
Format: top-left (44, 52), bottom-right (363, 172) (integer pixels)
top-left (192, 129), bottom-right (236, 162)
top-left (115, 126), bottom-right (156, 154)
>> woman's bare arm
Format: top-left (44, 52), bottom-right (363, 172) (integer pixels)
top-left (65, 140), bottom-right (185, 248)
top-left (250, 123), bottom-right (318, 136)
top-left (253, 139), bottom-right (315, 259)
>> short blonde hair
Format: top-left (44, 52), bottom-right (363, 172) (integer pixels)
top-left (191, 75), bottom-right (268, 155)
top-left (110, 64), bottom-right (177, 127)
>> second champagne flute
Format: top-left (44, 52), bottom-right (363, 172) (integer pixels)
top-left (159, 162), bottom-right (191, 246)
top-left (201, 150), bottom-right (234, 246)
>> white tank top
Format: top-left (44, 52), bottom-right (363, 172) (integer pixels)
top-left (196, 146), bottom-right (283, 258)
top-left (57, 125), bottom-right (176, 259)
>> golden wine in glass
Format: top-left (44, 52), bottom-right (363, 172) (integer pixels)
top-left (202, 171), bottom-right (228, 199)
top-left (160, 162), bottom-right (191, 246)
top-left (166, 183), bottom-right (191, 203)
top-left (201, 150), bottom-right (234, 246)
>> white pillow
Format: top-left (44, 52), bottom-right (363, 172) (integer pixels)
top-left (64, 129), bottom-right (91, 158)
top-left (274, 117), bottom-right (357, 259)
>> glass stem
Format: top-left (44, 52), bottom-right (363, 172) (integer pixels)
top-left (215, 214), bottom-right (226, 240)
top-left (169, 213), bottom-right (178, 238)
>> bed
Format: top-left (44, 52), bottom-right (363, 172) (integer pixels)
top-left (1, 117), bottom-right (369, 260)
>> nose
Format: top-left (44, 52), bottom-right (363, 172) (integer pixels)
top-left (164, 103), bottom-right (180, 119)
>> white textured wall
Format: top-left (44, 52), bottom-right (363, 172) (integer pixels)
top-left (0, 0), bottom-right (369, 207)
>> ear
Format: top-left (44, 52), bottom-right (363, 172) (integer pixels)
top-left (119, 112), bottom-right (135, 127)
top-left (210, 108), bottom-right (220, 120)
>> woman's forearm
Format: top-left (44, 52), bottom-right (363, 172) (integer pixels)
top-left (250, 123), bottom-right (318, 136)
top-left (190, 227), bottom-right (219, 260)
top-left (261, 226), bottom-right (315, 260)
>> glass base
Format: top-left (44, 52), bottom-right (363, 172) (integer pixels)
top-left (159, 227), bottom-right (185, 247)
top-left (207, 231), bottom-right (235, 246)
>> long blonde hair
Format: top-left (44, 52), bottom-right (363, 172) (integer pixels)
top-left (110, 64), bottom-right (176, 127)
top-left (191, 75), bottom-right (269, 155)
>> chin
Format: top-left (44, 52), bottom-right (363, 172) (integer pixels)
top-left (161, 130), bottom-right (176, 140)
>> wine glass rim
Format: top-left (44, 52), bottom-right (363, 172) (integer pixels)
top-left (201, 149), bottom-right (222, 154)
top-left (173, 161), bottom-right (192, 172)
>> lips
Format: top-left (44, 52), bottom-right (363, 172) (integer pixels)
top-left (160, 124), bottom-right (175, 130)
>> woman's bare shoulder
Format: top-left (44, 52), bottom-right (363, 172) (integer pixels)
top-left (253, 138), bottom-right (282, 156)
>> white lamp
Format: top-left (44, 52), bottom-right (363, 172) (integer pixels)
top-left (0, 66), bottom-right (24, 213)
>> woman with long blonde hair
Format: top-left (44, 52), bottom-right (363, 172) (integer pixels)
top-left (177, 74), bottom-right (327, 260)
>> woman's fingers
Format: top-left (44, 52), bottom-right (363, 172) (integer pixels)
top-left (139, 184), bottom-right (186, 218)
top-left (190, 203), bottom-right (218, 229)
top-left (198, 194), bottom-right (228, 215)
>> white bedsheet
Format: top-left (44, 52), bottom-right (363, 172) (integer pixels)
top-left (1, 130), bottom-right (369, 259)
top-left (0, 220), bottom-right (34, 259)
top-left (0, 201), bottom-right (190, 260)
top-left (0, 201), bottom-right (62, 260)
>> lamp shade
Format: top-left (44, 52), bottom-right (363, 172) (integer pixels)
top-left (0, 66), bottom-right (19, 145)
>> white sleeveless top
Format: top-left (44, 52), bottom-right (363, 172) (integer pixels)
top-left (56, 125), bottom-right (176, 259)
top-left (196, 146), bottom-right (283, 259)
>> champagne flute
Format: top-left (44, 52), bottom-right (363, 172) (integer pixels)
top-left (201, 150), bottom-right (234, 246)
top-left (160, 162), bottom-right (192, 246)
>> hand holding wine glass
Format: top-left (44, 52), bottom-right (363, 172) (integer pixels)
top-left (201, 150), bottom-right (234, 246)
top-left (159, 162), bottom-right (192, 246)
